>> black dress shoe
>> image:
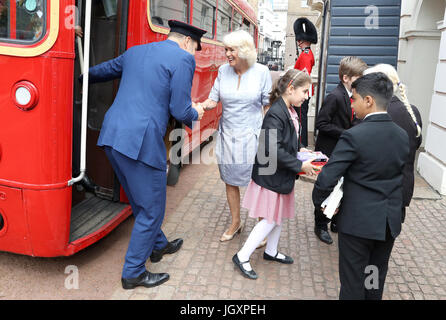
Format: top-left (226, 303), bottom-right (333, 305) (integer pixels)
top-left (330, 222), bottom-right (338, 233)
top-left (150, 238), bottom-right (183, 263)
top-left (314, 227), bottom-right (333, 244)
top-left (263, 252), bottom-right (294, 264)
top-left (80, 175), bottom-right (99, 193)
top-left (232, 254), bottom-right (258, 279)
top-left (121, 271), bottom-right (169, 289)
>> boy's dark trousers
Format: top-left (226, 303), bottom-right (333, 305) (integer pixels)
top-left (338, 224), bottom-right (395, 300)
top-left (296, 98), bottom-right (309, 147)
top-left (314, 207), bottom-right (337, 230)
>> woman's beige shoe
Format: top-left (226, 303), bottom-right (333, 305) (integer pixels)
top-left (256, 238), bottom-right (267, 249)
top-left (220, 222), bottom-right (244, 242)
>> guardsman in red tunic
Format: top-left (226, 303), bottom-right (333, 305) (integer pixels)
top-left (293, 18), bottom-right (318, 147)
top-left (294, 42), bottom-right (314, 76)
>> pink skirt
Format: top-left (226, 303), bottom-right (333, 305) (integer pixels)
top-left (242, 180), bottom-right (295, 225)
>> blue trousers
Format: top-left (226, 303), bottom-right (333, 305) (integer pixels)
top-left (104, 146), bottom-right (168, 279)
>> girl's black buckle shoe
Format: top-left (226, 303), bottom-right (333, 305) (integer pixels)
top-left (263, 252), bottom-right (294, 264)
top-left (232, 254), bottom-right (258, 279)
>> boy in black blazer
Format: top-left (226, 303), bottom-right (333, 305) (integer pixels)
top-left (313, 56), bottom-right (367, 244)
top-left (312, 73), bottom-right (409, 300)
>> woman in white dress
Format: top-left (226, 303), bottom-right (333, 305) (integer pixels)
top-left (201, 30), bottom-right (272, 241)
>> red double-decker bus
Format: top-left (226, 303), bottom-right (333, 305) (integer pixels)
top-left (0, 0), bottom-right (257, 257)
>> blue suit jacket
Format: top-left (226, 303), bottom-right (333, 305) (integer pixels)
top-left (88, 40), bottom-right (198, 170)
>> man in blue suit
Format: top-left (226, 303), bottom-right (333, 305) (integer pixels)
top-left (86, 20), bottom-right (206, 289)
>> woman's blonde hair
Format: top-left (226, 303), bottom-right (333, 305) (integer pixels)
top-left (269, 69), bottom-right (311, 105)
top-left (364, 64), bottom-right (421, 137)
top-left (223, 30), bottom-right (257, 68)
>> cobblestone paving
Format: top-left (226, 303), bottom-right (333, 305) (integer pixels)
top-left (111, 161), bottom-right (446, 300)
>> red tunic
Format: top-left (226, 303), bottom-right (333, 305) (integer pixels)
top-left (294, 47), bottom-right (315, 96)
top-left (294, 47), bottom-right (314, 75)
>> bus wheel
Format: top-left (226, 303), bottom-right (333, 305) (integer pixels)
top-left (167, 162), bottom-right (181, 186)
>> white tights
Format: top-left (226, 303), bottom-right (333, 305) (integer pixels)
top-left (237, 219), bottom-right (284, 271)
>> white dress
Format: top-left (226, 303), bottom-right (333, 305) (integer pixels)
top-left (209, 63), bottom-right (272, 186)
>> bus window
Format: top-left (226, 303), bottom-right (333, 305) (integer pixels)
top-left (216, 0), bottom-right (231, 41)
top-left (241, 18), bottom-right (250, 32)
top-left (0, 1), bottom-right (7, 38)
top-left (232, 9), bottom-right (242, 31)
top-left (0, 0), bottom-right (46, 43)
top-left (193, 0), bottom-right (216, 38)
top-left (102, 0), bottom-right (117, 18)
top-left (150, 0), bottom-right (190, 27)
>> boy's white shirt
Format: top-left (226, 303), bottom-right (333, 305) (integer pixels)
top-left (343, 84), bottom-right (352, 97)
top-left (364, 111), bottom-right (388, 120)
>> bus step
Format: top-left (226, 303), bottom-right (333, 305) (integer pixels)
top-left (95, 186), bottom-right (114, 201)
top-left (69, 195), bottom-right (128, 243)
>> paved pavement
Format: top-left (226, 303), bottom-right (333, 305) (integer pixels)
top-left (110, 142), bottom-right (446, 301)
top-left (1, 140), bottom-right (445, 300)
top-left (0, 152), bottom-right (205, 300)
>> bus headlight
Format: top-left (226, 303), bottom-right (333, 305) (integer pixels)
top-left (12, 81), bottom-right (39, 111)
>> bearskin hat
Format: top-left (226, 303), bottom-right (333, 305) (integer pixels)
top-left (293, 17), bottom-right (318, 44)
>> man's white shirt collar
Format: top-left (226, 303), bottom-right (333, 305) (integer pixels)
top-left (343, 84), bottom-right (352, 97)
top-left (364, 111), bottom-right (387, 120)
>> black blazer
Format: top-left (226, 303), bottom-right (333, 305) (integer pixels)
top-left (315, 83), bottom-right (353, 157)
top-left (312, 113), bottom-right (410, 241)
top-left (252, 97), bottom-right (302, 194)
top-left (388, 96), bottom-right (423, 207)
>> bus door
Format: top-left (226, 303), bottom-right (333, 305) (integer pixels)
top-left (68, 0), bottom-right (132, 246)
top-left (72, 0), bottom-right (128, 206)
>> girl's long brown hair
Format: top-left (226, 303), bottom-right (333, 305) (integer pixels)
top-left (269, 69), bottom-right (311, 105)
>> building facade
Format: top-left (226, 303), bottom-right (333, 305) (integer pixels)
top-left (258, 0), bottom-right (275, 64)
top-left (409, 0), bottom-right (446, 195)
top-left (272, 0), bottom-right (289, 66)
top-left (257, 0), bottom-right (289, 67)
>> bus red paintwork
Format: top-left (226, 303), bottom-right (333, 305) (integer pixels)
top-left (0, 0), bottom-right (257, 257)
